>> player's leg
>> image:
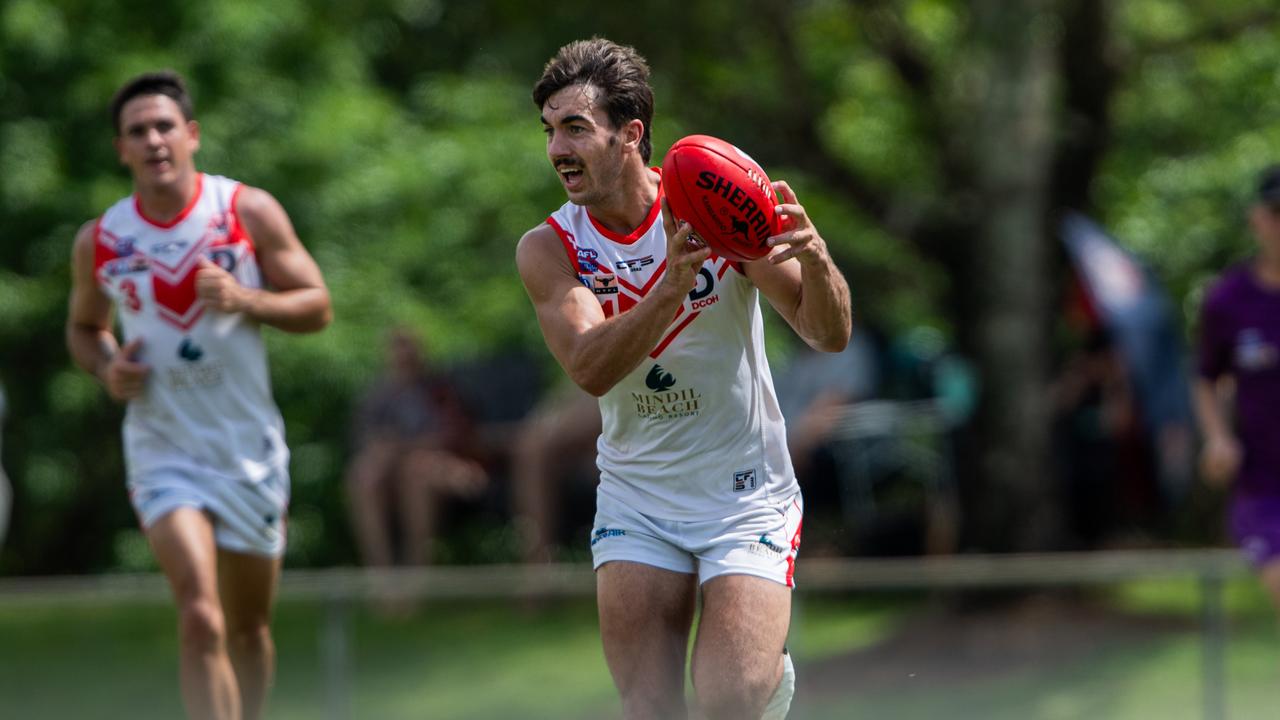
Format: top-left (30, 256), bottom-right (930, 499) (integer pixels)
top-left (689, 492), bottom-right (803, 719)
top-left (690, 574), bottom-right (792, 719)
top-left (597, 560), bottom-right (698, 719)
top-left (217, 548), bottom-right (282, 720)
top-left (147, 507), bottom-right (240, 720)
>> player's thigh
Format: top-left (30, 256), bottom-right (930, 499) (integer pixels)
top-left (146, 506), bottom-right (221, 602)
top-left (217, 548), bottom-right (281, 630)
top-left (691, 574), bottom-right (791, 687)
top-left (597, 561), bottom-right (698, 682)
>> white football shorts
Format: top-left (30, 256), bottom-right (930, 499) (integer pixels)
top-left (590, 489), bottom-right (803, 587)
top-left (128, 461), bottom-right (290, 558)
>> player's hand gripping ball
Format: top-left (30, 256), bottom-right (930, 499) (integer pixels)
top-left (661, 135), bottom-right (779, 262)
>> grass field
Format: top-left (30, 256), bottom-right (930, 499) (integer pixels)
top-left (0, 578), bottom-right (1275, 719)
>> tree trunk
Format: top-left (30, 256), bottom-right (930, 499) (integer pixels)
top-left (957, 0), bottom-right (1061, 551)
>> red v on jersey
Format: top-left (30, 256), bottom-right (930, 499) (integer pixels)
top-left (548, 215), bottom-right (734, 358)
top-left (95, 178), bottom-right (252, 331)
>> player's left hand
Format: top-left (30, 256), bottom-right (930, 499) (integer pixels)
top-left (767, 180), bottom-right (832, 268)
top-left (196, 256), bottom-right (249, 313)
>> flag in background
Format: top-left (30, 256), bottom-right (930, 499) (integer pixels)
top-left (1060, 212), bottom-right (1195, 504)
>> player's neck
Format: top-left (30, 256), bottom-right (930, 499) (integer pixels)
top-left (586, 163), bottom-right (659, 236)
top-left (134, 169), bottom-right (201, 223)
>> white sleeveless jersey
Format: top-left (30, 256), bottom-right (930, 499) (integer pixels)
top-left (94, 174), bottom-right (288, 483)
top-left (546, 174), bottom-right (797, 521)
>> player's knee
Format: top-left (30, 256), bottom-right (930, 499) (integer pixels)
top-left (178, 598), bottom-right (226, 653)
top-left (693, 664), bottom-right (777, 720)
top-left (225, 619), bottom-right (272, 658)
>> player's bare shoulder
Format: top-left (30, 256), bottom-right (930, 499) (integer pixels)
top-left (70, 219), bottom-right (100, 269)
top-left (233, 185), bottom-right (295, 242)
top-left (516, 222), bottom-right (575, 293)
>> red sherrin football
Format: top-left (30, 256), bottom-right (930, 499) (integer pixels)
top-left (661, 135), bottom-right (779, 262)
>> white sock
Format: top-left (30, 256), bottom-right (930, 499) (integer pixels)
top-left (760, 650), bottom-right (795, 720)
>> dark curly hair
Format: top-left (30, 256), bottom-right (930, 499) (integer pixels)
top-left (532, 38), bottom-right (654, 163)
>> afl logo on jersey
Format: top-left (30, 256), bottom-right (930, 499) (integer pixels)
top-left (576, 247), bottom-right (600, 273)
top-left (113, 236), bottom-right (137, 257)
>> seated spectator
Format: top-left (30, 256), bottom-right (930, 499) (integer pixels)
top-left (774, 331), bottom-right (881, 554)
top-left (776, 330), bottom-right (881, 482)
top-left (510, 381), bottom-right (601, 563)
top-left (345, 329), bottom-right (487, 566)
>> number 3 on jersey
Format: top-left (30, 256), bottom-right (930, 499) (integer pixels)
top-left (120, 278), bottom-right (143, 312)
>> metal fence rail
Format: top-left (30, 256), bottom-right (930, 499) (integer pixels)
top-left (0, 549), bottom-right (1251, 720)
top-left (0, 549), bottom-right (1247, 603)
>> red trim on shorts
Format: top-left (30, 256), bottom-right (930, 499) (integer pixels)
top-left (786, 514), bottom-right (803, 588)
top-left (134, 173), bottom-right (204, 228)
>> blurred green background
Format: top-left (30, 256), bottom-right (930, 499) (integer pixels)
top-left (3, 0), bottom-right (1280, 574)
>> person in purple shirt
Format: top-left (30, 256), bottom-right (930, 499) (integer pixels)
top-left (1196, 164), bottom-right (1280, 611)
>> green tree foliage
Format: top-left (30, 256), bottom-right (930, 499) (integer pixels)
top-left (2, 0), bottom-right (1279, 571)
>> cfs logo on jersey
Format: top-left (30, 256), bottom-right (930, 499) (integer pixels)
top-left (631, 364), bottom-right (703, 421)
top-left (615, 255), bottom-right (655, 272)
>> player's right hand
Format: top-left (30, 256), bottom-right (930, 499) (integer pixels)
top-left (1200, 433), bottom-right (1242, 488)
top-left (660, 197), bottom-right (711, 296)
top-left (100, 337), bottom-right (150, 402)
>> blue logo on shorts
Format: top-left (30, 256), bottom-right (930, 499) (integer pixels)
top-left (757, 534), bottom-right (786, 555)
top-left (591, 527), bottom-right (626, 546)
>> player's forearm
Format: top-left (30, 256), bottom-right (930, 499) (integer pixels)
top-left (564, 284), bottom-right (687, 396)
top-left (65, 323), bottom-right (118, 382)
top-left (239, 287), bottom-right (332, 333)
top-left (1193, 379), bottom-right (1234, 442)
top-left (792, 260), bottom-right (852, 352)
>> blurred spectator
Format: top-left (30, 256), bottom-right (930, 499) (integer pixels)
top-left (345, 329), bottom-right (487, 566)
top-left (510, 381), bottom-right (601, 563)
top-left (0, 383), bottom-right (8, 550)
top-left (1050, 325), bottom-right (1157, 548)
top-left (1059, 213), bottom-right (1196, 527)
top-left (774, 330), bottom-right (880, 555)
top-left (776, 330), bottom-right (881, 482)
